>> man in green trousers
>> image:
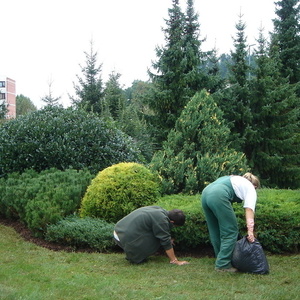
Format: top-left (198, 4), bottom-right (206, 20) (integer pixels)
top-left (114, 206), bottom-right (189, 265)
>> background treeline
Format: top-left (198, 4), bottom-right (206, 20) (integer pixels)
top-left (1, 0), bottom-right (299, 191)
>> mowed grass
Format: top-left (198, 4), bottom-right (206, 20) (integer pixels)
top-left (0, 225), bottom-right (299, 300)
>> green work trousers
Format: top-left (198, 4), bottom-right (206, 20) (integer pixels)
top-left (201, 177), bottom-right (238, 269)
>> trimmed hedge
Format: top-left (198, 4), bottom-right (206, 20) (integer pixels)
top-left (80, 162), bottom-right (161, 223)
top-left (45, 216), bottom-right (115, 252)
top-left (0, 168), bottom-right (93, 236)
top-left (156, 189), bottom-right (300, 254)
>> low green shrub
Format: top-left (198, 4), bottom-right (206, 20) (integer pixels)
top-left (80, 162), bottom-right (161, 223)
top-left (156, 189), bottom-right (300, 254)
top-left (0, 168), bottom-right (94, 236)
top-left (45, 216), bottom-right (115, 252)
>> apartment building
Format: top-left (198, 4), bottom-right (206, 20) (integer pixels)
top-left (0, 76), bottom-right (16, 119)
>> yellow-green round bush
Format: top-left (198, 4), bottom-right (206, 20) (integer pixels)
top-left (80, 162), bottom-right (161, 222)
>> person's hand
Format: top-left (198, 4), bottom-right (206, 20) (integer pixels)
top-left (170, 259), bottom-right (189, 265)
top-left (247, 233), bottom-right (255, 243)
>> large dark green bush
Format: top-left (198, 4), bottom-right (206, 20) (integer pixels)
top-left (156, 189), bottom-right (300, 254)
top-left (80, 162), bottom-right (161, 223)
top-left (45, 216), bottom-right (115, 252)
top-left (0, 168), bottom-right (93, 236)
top-left (150, 91), bottom-right (249, 195)
top-left (0, 106), bottom-right (141, 176)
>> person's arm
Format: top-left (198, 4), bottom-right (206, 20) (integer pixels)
top-left (245, 207), bottom-right (255, 243)
top-left (165, 248), bottom-right (189, 265)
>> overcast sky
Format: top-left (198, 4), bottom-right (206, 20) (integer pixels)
top-left (1, 0), bottom-right (276, 108)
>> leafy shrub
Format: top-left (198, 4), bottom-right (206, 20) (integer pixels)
top-left (156, 189), bottom-right (300, 253)
top-left (45, 216), bottom-right (115, 252)
top-left (80, 162), bottom-right (161, 223)
top-left (0, 168), bottom-right (93, 236)
top-left (150, 91), bottom-right (249, 195)
top-left (0, 106), bottom-right (141, 176)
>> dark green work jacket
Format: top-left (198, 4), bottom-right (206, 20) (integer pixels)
top-left (114, 206), bottom-right (173, 263)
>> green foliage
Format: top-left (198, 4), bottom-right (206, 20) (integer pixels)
top-left (150, 90), bottom-right (249, 194)
top-left (0, 168), bottom-right (93, 236)
top-left (272, 0), bottom-right (300, 84)
top-left (16, 94), bottom-right (37, 116)
top-left (80, 162), bottom-right (161, 223)
top-left (70, 40), bottom-right (104, 114)
top-left (0, 106), bottom-right (141, 176)
top-left (45, 216), bottom-right (115, 252)
top-left (247, 29), bottom-right (300, 189)
top-left (0, 100), bottom-right (8, 121)
top-left (147, 0), bottom-right (209, 144)
top-left (156, 188), bottom-right (300, 254)
top-left (103, 71), bottom-right (126, 120)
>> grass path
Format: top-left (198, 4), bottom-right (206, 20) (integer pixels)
top-left (0, 225), bottom-right (299, 300)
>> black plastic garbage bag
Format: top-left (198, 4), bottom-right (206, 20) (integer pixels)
top-left (232, 236), bottom-right (269, 274)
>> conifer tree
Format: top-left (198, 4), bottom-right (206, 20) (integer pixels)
top-left (147, 0), bottom-right (208, 146)
top-left (214, 14), bottom-right (251, 151)
top-left (41, 78), bottom-right (61, 107)
top-left (183, 0), bottom-right (205, 93)
top-left (248, 28), bottom-right (300, 188)
top-left (272, 0), bottom-right (300, 84)
top-left (148, 0), bottom-right (186, 144)
top-left (70, 41), bottom-right (104, 114)
top-left (150, 90), bottom-right (248, 194)
top-left (103, 71), bottom-right (126, 120)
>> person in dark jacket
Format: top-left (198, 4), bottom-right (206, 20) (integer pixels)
top-left (114, 206), bottom-right (189, 265)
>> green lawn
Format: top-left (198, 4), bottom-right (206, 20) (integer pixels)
top-left (0, 225), bottom-right (299, 300)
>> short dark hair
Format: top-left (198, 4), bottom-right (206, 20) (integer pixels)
top-left (168, 209), bottom-right (186, 226)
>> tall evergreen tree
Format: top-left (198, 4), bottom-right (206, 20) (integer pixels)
top-left (204, 47), bottom-right (226, 93)
top-left (70, 41), bottom-right (104, 114)
top-left (214, 14), bottom-right (251, 151)
top-left (147, 0), bottom-right (206, 145)
top-left (148, 0), bottom-right (186, 144)
top-left (41, 79), bottom-right (61, 107)
top-left (248, 28), bottom-right (300, 188)
top-left (272, 0), bottom-right (300, 84)
top-left (103, 71), bottom-right (126, 120)
top-left (183, 0), bottom-right (205, 93)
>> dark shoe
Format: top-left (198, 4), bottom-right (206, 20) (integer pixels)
top-left (215, 267), bottom-right (238, 273)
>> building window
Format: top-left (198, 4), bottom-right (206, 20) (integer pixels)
top-left (0, 93), bottom-right (6, 99)
top-left (0, 81), bottom-right (5, 88)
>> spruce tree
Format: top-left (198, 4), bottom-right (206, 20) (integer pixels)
top-left (214, 14), bottom-right (251, 151)
top-left (103, 71), bottom-right (126, 120)
top-left (70, 41), bottom-right (104, 114)
top-left (41, 79), bottom-right (61, 107)
top-left (248, 28), bottom-right (300, 188)
top-left (148, 0), bottom-right (207, 146)
top-left (272, 0), bottom-right (300, 84)
top-left (148, 0), bottom-right (186, 144)
top-left (183, 0), bottom-right (206, 93)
